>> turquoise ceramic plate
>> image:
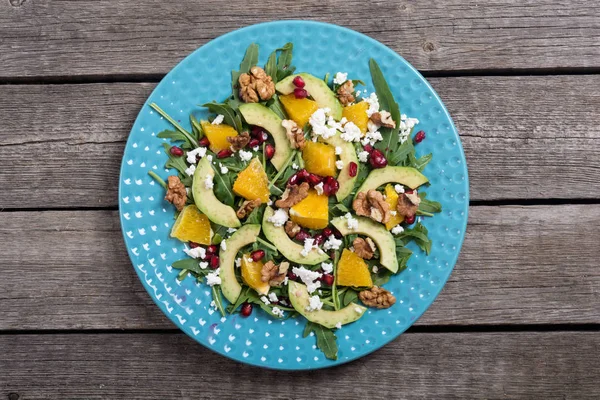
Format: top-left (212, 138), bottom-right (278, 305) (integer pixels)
top-left (119, 21), bottom-right (468, 370)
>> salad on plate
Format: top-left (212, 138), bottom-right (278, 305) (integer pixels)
top-left (147, 43), bottom-right (441, 360)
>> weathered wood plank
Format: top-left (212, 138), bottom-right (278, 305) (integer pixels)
top-left (1, 205), bottom-right (598, 330)
top-left (1, 1), bottom-right (599, 79)
top-left (1, 332), bottom-right (598, 399)
top-left (1, 75), bottom-right (599, 208)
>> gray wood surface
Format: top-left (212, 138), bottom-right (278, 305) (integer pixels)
top-left (1, 1), bottom-right (599, 79)
top-left (1, 205), bottom-right (598, 331)
top-left (2, 74), bottom-right (599, 209)
top-left (2, 331), bottom-right (598, 399)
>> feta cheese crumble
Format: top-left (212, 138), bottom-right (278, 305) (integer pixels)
top-left (239, 150), bottom-right (253, 162)
top-left (363, 92), bottom-right (380, 117)
top-left (212, 114), bottom-right (225, 125)
top-left (344, 212), bottom-right (359, 230)
top-left (340, 121), bottom-right (362, 142)
top-left (260, 296), bottom-right (270, 305)
top-left (292, 266), bottom-right (323, 294)
top-left (206, 268), bottom-right (221, 286)
top-left (391, 225), bottom-right (405, 235)
top-left (314, 182), bottom-right (324, 195)
top-left (272, 307), bottom-right (285, 318)
top-left (372, 265), bottom-right (379, 273)
top-left (184, 164), bottom-right (196, 176)
top-left (268, 292), bottom-right (278, 303)
top-left (306, 295), bottom-right (324, 311)
top-left (227, 227), bottom-right (237, 234)
top-left (267, 208), bottom-right (289, 227)
top-left (220, 240), bottom-right (227, 251)
top-left (333, 72), bottom-right (348, 85)
top-left (219, 163), bottom-right (229, 174)
top-left (335, 160), bottom-right (344, 170)
top-left (309, 108), bottom-right (338, 139)
top-left (186, 147), bottom-right (207, 164)
top-left (399, 114), bottom-right (420, 143)
top-left (335, 146), bottom-right (343, 155)
top-left (235, 257), bottom-right (242, 267)
top-left (301, 238), bottom-right (316, 257)
top-left (183, 246), bottom-right (206, 259)
top-left (357, 151), bottom-right (370, 163)
top-left (323, 236), bottom-right (343, 251)
top-left (394, 184), bottom-right (405, 194)
top-left (252, 146), bottom-right (259, 152)
top-left (292, 162), bottom-right (299, 170)
top-left (204, 174), bottom-right (214, 189)
top-left (199, 261), bottom-right (209, 269)
top-left (321, 262), bottom-right (334, 274)
top-left (335, 322), bottom-right (342, 329)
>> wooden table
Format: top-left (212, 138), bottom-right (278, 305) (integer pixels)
top-left (1, 1), bottom-right (599, 398)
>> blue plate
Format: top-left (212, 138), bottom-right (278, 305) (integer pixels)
top-left (119, 21), bottom-right (469, 370)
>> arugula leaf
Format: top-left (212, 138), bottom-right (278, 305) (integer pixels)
top-left (303, 322), bottom-right (338, 360)
top-left (190, 115), bottom-right (203, 139)
top-left (172, 258), bottom-right (210, 276)
top-left (212, 286), bottom-right (226, 317)
top-left (396, 247), bottom-right (413, 273)
top-left (245, 204), bottom-right (266, 225)
top-left (162, 143), bottom-right (189, 177)
top-left (266, 94), bottom-right (286, 119)
top-left (396, 222), bottom-right (432, 255)
top-left (390, 138), bottom-right (415, 166)
top-left (418, 192), bottom-right (442, 214)
top-left (157, 129), bottom-right (193, 149)
top-left (369, 59), bottom-right (401, 157)
top-left (276, 43), bottom-right (295, 81)
top-left (342, 289), bottom-right (359, 307)
top-left (412, 153), bottom-right (433, 171)
top-left (212, 166), bottom-right (235, 207)
top-left (240, 43), bottom-right (259, 74)
top-left (372, 269), bottom-right (393, 286)
top-left (265, 50), bottom-right (278, 84)
top-left (227, 287), bottom-right (251, 314)
top-left (202, 102), bottom-right (243, 133)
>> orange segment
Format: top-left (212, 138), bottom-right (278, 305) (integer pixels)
top-left (233, 158), bottom-right (270, 203)
top-left (302, 141), bottom-right (337, 177)
top-left (170, 205), bottom-right (212, 245)
top-left (289, 189), bottom-right (329, 230)
top-left (384, 184), bottom-right (404, 230)
top-left (241, 254), bottom-right (269, 295)
top-left (279, 93), bottom-right (319, 128)
top-left (200, 120), bottom-right (238, 153)
top-left (336, 248), bottom-right (373, 288)
top-left (342, 101), bottom-right (369, 134)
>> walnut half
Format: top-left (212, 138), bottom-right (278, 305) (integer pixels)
top-left (227, 131), bottom-right (250, 152)
top-left (337, 80), bottom-right (355, 106)
top-left (352, 190), bottom-right (391, 224)
top-left (238, 66), bottom-right (275, 103)
top-left (236, 199), bottom-right (261, 219)
top-left (396, 192), bottom-right (421, 219)
top-left (370, 111), bottom-right (396, 129)
top-left (165, 176), bottom-right (187, 211)
top-left (359, 286), bottom-right (396, 309)
top-left (282, 119), bottom-right (306, 150)
top-left (261, 261), bottom-right (289, 286)
top-left (275, 182), bottom-right (310, 208)
top-left (353, 237), bottom-right (376, 260)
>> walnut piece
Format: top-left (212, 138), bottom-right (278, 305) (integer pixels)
top-left (238, 66), bottom-right (275, 103)
top-left (285, 220), bottom-right (301, 239)
top-left (359, 286), bottom-right (396, 309)
top-left (353, 237), bottom-right (376, 259)
top-left (261, 261), bottom-right (289, 286)
top-left (236, 199), bottom-right (261, 219)
top-left (275, 182), bottom-right (310, 208)
top-left (227, 131), bottom-right (250, 152)
top-left (396, 192), bottom-right (420, 218)
top-left (337, 80), bottom-right (355, 106)
top-left (370, 111), bottom-right (396, 129)
top-left (352, 190), bottom-right (391, 224)
top-left (281, 119), bottom-right (306, 150)
top-left (165, 176), bottom-right (187, 211)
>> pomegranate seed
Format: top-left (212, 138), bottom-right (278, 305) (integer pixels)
top-left (287, 173), bottom-right (299, 186)
top-left (323, 176), bottom-right (339, 196)
top-left (198, 136), bottom-right (210, 147)
top-left (264, 144), bottom-right (275, 160)
top-left (209, 255), bottom-right (220, 269)
top-left (217, 149), bottom-right (233, 158)
top-left (294, 88), bottom-right (308, 99)
top-left (287, 271), bottom-right (298, 281)
top-left (292, 75), bottom-right (306, 88)
top-left (249, 138), bottom-right (260, 148)
top-left (369, 149), bottom-right (388, 169)
top-left (405, 215), bottom-right (416, 225)
top-left (295, 230), bottom-right (310, 242)
top-left (169, 146), bottom-right (184, 157)
top-left (251, 249), bottom-right (265, 261)
top-left (240, 302), bottom-right (253, 317)
top-left (206, 245), bottom-right (218, 255)
top-left (322, 274), bottom-right (334, 286)
top-left (258, 131), bottom-right (269, 143)
top-left (348, 162), bottom-right (358, 177)
top-left (251, 126), bottom-right (263, 137)
top-left (306, 173), bottom-right (322, 187)
top-left (323, 227), bottom-right (333, 237)
top-left (313, 233), bottom-right (325, 246)
top-left (363, 144), bottom-right (374, 153)
top-left (297, 169), bottom-right (310, 181)
top-left (189, 242), bottom-right (200, 248)
top-left (405, 189), bottom-right (414, 194)
top-left (332, 227), bottom-right (343, 239)
top-left (414, 130), bottom-right (426, 143)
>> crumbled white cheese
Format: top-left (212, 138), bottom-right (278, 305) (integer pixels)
top-left (204, 174), bottom-right (214, 189)
top-left (272, 306), bottom-right (284, 318)
top-left (227, 227), bottom-right (237, 234)
top-left (394, 184), bottom-right (405, 194)
top-left (301, 238), bottom-right (316, 257)
top-left (335, 322), bottom-right (342, 329)
top-left (391, 225), bottom-right (405, 235)
top-left (206, 268), bottom-right (221, 286)
top-left (335, 146), bottom-right (343, 155)
top-left (292, 266), bottom-right (323, 294)
top-left (340, 121), bottom-right (362, 142)
top-left (306, 295), bottom-right (324, 312)
top-left (292, 162), bottom-right (299, 170)
top-left (186, 147), bottom-right (207, 164)
top-left (335, 160), bottom-right (344, 170)
top-left (283, 276), bottom-right (289, 285)
top-left (321, 262), bottom-right (334, 274)
top-left (253, 146), bottom-right (259, 152)
top-left (356, 90), bottom-right (362, 97)
top-left (363, 93), bottom-right (380, 117)
top-left (184, 247), bottom-right (206, 259)
top-left (260, 296), bottom-right (270, 305)
top-left (199, 261), bottom-right (209, 269)
top-left (185, 164), bottom-right (196, 176)
top-left (314, 182), bottom-right (324, 195)
top-left (235, 257), bottom-right (242, 267)
top-left (220, 240), bottom-right (227, 251)
top-left (268, 292), bottom-right (278, 303)
top-left (355, 306), bottom-right (364, 314)
top-left (207, 155), bottom-right (213, 162)
top-left (267, 199), bottom-right (273, 206)
top-left (340, 117), bottom-right (348, 125)
top-left (367, 120), bottom-right (379, 134)
top-left (361, 130), bottom-right (383, 147)
top-left (219, 163), bottom-right (229, 174)
top-left (358, 151), bottom-right (370, 163)
top-left (344, 212), bottom-right (359, 230)
top-left (323, 236), bottom-right (343, 251)
top-left (212, 114), bottom-right (225, 125)
top-left (239, 150), bottom-right (253, 162)
top-left (399, 114), bottom-right (420, 142)
top-left (267, 208), bottom-right (289, 227)
top-left (372, 265), bottom-right (379, 273)
top-left (390, 210), bottom-right (397, 216)
top-left (333, 72), bottom-right (348, 85)
top-left (309, 108), bottom-right (338, 139)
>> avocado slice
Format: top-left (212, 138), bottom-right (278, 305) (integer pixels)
top-left (219, 224), bottom-right (261, 303)
top-left (276, 73), bottom-right (343, 120)
top-left (192, 157), bottom-right (241, 228)
top-left (239, 103), bottom-right (293, 171)
top-left (331, 215), bottom-right (398, 273)
top-left (322, 133), bottom-right (359, 202)
top-left (354, 166), bottom-right (429, 200)
top-left (288, 281), bottom-right (366, 329)
top-left (262, 206), bottom-right (329, 265)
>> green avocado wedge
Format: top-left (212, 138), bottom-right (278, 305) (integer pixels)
top-left (322, 133), bottom-right (359, 202)
top-left (238, 103), bottom-right (293, 171)
top-left (331, 215), bottom-right (398, 273)
top-left (219, 224), bottom-right (261, 303)
top-left (276, 73), bottom-right (343, 120)
top-left (262, 207), bottom-right (329, 265)
top-left (354, 166), bottom-right (429, 200)
top-left (192, 157), bottom-right (241, 228)
top-left (288, 281), bottom-right (367, 329)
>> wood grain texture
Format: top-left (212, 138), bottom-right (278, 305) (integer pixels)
top-left (1, 75), bottom-right (599, 208)
top-left (1, 1), bottom-right (599, 79)
top-left (2, 332), bottom-right (598, 399)
top-left (1, 205), bottom-right (599, 330)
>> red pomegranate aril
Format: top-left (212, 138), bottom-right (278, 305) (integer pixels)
top-left (294, 88), bottom-right (308, 99)
top-left (348, 162), bottom-right (358, 177)
top-left (363, 144), bottom-right (374, 153)
top-left (306, 173), bottom-right (322, 186)
top-left (217, 149), bottom-right (233, 158)
top-left (313, 233), bottom-right (325, 246)
top-left (322, 227), bottom-right (333, 237)
top-left (249, 138), bottom-right (260, 148)
top-left (287, 173), bottom-right (299, 186)
top-left (198, 136), bottom-right (211, 147)
top-left (414, 130), bottom-right (426, 143)
top-left (322, 274), bottom-right (334, 286)
top-left (332, 227), bottom-right (343, 239)
top-left (369, 149), bottom-right (388, 169)
top-left (169, 146), bottom-right (184, 157)
top-left (292, 75), bottom-right (306, 88)
top-left (287, 271), bottom-right (298, 281)
top-left (189, 241), bottom-right (200, 249)
top-left (265, 144), bottom-right (276, 160)
top-left (251, 249), bottom-right (265, 262)
top-left (405, 189), bottom-right (414, 194)
top-left (295, 230), bottom-right (311, 242)
top-left (209, 255), bottom-right (220, 269)
top-left (258, 131), bottom-right (269, 143)
top-left (323, 176), bottom-right (339, 196)
top-left (405, 215), bottom-right (416, 225)
top-left (297, 169), bottom-right (310, 180)
top-left (240, 302), bottom-right (253, 317)
top-left (206, 245), bottom-right (218, 255)
top-left (251, 126), bottom-right (263, 137)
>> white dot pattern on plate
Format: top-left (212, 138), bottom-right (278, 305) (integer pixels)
top-left (119, 21), bottom-right (468, 371)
